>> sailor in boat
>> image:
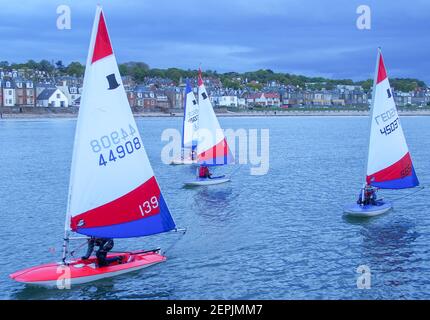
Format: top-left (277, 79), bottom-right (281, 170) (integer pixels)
top-left (357, 185), bottom-right (378, 206)
top-left (191, 146), bottom-right (197, 161)
top-left (197, 166), bottom-right (212, 179)
top-left (82, 237), bottom-right (123, 267)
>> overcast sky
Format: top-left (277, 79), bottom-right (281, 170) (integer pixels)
top-left (0, 0), bottom-right (429, 82)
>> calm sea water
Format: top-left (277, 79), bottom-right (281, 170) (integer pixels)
top-left (0, 116), bottom-right (429, 300)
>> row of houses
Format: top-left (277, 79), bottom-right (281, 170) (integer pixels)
top-left (126, 85), bottom-right (175, 109)
top-left (0, 75), bottom-right (183, 110)
top-left (208, 92), bottom-right (282, 108)
top-left (0, 79), bottom-right (72, 108)
top-left (2, 71), bottom-right (430, 109)
top-left (209, 85), bottom-right (430, 108)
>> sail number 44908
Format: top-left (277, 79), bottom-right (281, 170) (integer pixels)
top-left (89, 124), bottom-right (142, 166)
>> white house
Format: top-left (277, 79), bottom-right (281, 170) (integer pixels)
top-left (238, 97), bottom-right (247, 108)
top-left (37, 88), bottom-right (69, 107)
top-left (209, 95), bottom-right (220, 107)
top-left (2, 80), bottom-right (16, 106)
top-left (219, 95), bottom-right (238, 107)
top-left (57, 80), bottom-right (83, 106)
top-left (246, 92), bottom-right (281, 107)
top-left (262, 93), bottom-right (281, 106)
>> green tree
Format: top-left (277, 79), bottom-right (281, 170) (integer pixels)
top-left (38, 59), bottom-right (55, 73)
top-left (358, 79), bottom-right (372, 91)
top-left (55, 60), bottom-right (66, 73)
top-left (66, 62), bottom-right (85, 77)
top-left (165, 68), bottom-right (183, 84)
top-left (26, 59), bottom-right (38, 70)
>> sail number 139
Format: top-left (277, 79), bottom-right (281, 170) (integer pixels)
top-left (139, 196), bottom-right (159, 216)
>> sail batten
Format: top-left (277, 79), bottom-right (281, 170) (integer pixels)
top-left (66, 6), bottom-right (175, 238)
top-left (366, 49), bottom-right (419, 189)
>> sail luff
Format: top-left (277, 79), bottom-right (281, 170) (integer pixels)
top-left (363, 48), bottom-right (381, 186)
top-left (181, 85), bottom-right (187, 151)
top-left (65, 6), bottom-right (102, 232)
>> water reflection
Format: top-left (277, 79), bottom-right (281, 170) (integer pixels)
top-left (360, 219), bottom-right (418, 258)
top-left (12, 278), bottom-right (118, 300)
top-left (191, 187), bottom-right (237, 221)
top-left (358, 217), bottom-right (419, 288)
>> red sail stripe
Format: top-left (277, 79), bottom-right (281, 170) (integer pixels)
top-left (367, 153), bottom-right (413, 184)
top-left (91, 11), bottom-right (113, 64)
top-left (70, 176), bottom-right (161, 231)
top-left (376, 53), bottom-right (387, 84)
top-left (198, 138), bottom-right (230, 162)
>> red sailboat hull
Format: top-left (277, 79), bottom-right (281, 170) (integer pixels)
top-left (10, 251), bottom-right (166, 287)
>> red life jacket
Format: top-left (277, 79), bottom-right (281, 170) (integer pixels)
top-left (199, 167), bottom-right (209, 177)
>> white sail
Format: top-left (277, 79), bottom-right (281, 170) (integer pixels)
top-left (182, 82), bottom-right (199, 149)
top-left (65, 6), bottom-right (175, 238)
top-left (196, 69), bottom-right (233, 165)
top-left (366, 48), bottom-right (419, 189)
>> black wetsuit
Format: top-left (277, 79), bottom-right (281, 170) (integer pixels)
top-left (82, 237), bottom-right (122, 267)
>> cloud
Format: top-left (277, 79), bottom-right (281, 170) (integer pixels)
top-left (0, 0), bottom-right (428, 83)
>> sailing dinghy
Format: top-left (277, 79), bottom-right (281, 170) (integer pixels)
top-left (170, 81), bottom-right (199, 165)
top-left (344, 48), bottom-right (419, 217)
top-left (184, 69), bottom-right (233, 186)
top-left (10, 6), bottom-right (179, 287)
top-left (184, 176), bottom-right (230, 186)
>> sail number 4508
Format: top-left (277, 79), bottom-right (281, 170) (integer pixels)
top-left (139, 196), bottom-right (159, 216)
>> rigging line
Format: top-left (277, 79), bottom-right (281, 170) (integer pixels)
top-left (69, 239), bottom-right (89, 257)
top-left (390, 186), bottom-right (425, 202)
top-left (161, 228), bottom-right (187, 255)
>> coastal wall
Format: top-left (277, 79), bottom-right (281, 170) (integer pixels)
top-left (1, 106), bottom-right (430, 119)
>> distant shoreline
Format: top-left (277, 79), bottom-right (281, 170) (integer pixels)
top-left (1, 109), bottom-right (430, 119)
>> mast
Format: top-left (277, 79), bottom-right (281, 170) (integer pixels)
top-left (62, 6), bottom-right (101, 263)
top-left (181, 83), bottom-right (188, 160)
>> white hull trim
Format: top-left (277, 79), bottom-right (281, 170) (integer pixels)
top-left (184, 177), bottom-right (230, 186)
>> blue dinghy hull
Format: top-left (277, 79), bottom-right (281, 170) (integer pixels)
top-left (344, 201), bottom-right (392, 217)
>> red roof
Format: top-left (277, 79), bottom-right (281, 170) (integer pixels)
top-left (264, 92), bottom-right (280, 99)
top-left (247, 93), bottom-right (263, 100)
